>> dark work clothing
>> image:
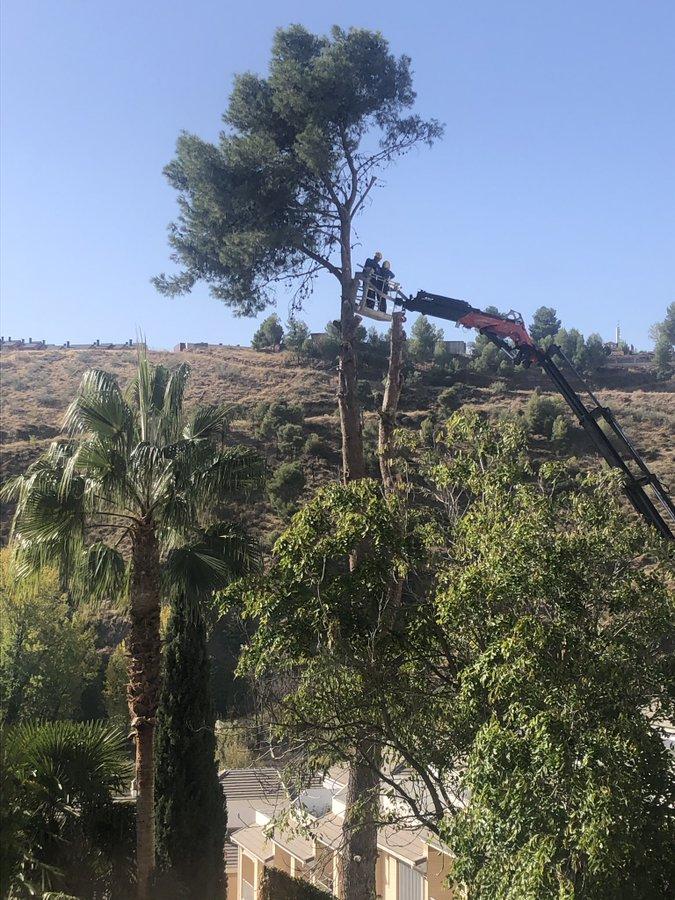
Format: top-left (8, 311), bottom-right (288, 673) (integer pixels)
top-left (378, 267), bottom-right (395, 311)
top-left (363, 258), bottom-right (381, 308)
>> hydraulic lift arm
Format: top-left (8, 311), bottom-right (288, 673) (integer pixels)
top-left (399, 290), bottom-right (675, 540)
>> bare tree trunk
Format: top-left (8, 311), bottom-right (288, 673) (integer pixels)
top-left (128, 522), bottom-right (162, 900)
top-left (337, 216), bottom-right (365, 484)
top-left (339, 741), bottom-right (381, 900)
top-left (379, 311), bottom-right (406, 492)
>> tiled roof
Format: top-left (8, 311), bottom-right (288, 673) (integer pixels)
top-left (271, 827), bottom-right (316, 863)
top-left (313, 812), bottom-right (343, 850)
top-left (219, 767), bottom-right (282, 800)
top-left (223, 840), bottom-right (239, 872)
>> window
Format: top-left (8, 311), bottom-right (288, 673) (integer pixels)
top-left (398, 861), bottom-right (423, 900)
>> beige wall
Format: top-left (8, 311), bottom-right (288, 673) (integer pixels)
top-left (426, 848), bottom-right (454, 900)
top-left (378, 852), bottom-right (398, 900)
top-left (273, 846), bottom-right (292, 874)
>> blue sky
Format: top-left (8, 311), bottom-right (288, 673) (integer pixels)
top-left (1, 0), bottom-right (673, 350)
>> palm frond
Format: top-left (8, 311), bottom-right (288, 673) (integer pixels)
top-left (193, 447), bottom-right (266, 507)
top-left (164, 522), bottom-right (260, 596)
top-left (185, 403), bottom-right (234, 442)
top-left (79, 542), bottom-right (129, 602)
top-left (62, 369), bottom-right (132, 448)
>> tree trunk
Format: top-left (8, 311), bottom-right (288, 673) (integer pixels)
top-left (337, 219), bottom-right (365, 484)
top-left (338, 742), bottom-right (382, 900)
top-left (128, 522), bottom-right (162, 900)
top-left (379, 311), bottom-right (406, 492)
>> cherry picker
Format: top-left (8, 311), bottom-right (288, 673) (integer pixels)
top-left (357, 272), bottom-right (675, 540)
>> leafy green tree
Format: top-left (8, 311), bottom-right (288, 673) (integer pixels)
top-left (154, 594), bottom-right (226, 899)
top-left (649, 302), bottom-right (675, 344)
top-left (253, 399), bottom-right (305, 444)
top-left (523, 389), bottom-right (566, 437)
top-left (0, 553), bottom-right (98, 724)
top-left (0, 720), bottom-right (134, 898)
top-left (2, 356), bottom-right (263, 898)
top-left (252, 314), bottom-right (284, 350)
top-left (424, 433), bottom-right (675, 897)
top-left (267, 461), bottom-right (306, 517)
top-left (530, 305), bottom-right (561, 342)
top-left (472, 341), bottom-right (502, 373)
top-left (409, 315), bottom-right (444, 364)
top-left (654, 330), bottom-right (674, 380)
top-left (277, 422), bottom-right (306, 458)
top-left (550, 413), bottom-right (570, 443)
top-left (284, 317), bottom-right (313, 363)
top-left (155, 23), bottom-right (442, 489)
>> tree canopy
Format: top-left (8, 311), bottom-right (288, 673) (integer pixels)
top-left (155, 25), bottom-right (442, 312)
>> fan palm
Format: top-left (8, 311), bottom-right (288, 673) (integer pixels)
top-left (1, 719), bottom-right (133, 898)
top-left (2, 353), bottom-right (264, 898)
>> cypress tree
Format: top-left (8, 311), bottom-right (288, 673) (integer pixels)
top-left (154, 594), bottom-right (226, 898)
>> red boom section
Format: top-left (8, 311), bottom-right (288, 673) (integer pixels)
top-left (457, 311), bottom-right (536, 354)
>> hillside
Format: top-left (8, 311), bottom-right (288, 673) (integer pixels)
top-left (1, 344), bottom-right (674, 544)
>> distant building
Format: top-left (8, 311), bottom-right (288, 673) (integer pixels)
top-left (439, 340), bottom-right (467, 356)
top-left (174, 341), bottom-right (226, 352)
top-left (0, 337), bottom-right (137, 351)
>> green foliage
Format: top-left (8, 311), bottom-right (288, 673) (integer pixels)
top-left (530, 306), bottom-right (561, 342)
top-left (0, 553), bottom-right (98, 724)
top-left (253, 399), bottom-right (305, 443)
top-left (489, 379), bottom-right (508, 395)
top-left (654, 331), bottom-right (673, 380)
top-left (214, 719), bottom-right (255, 770)
top-left (523, 389), bottom-right (566, 437)
top-left (285, 318), bottom-right (314, 362)
top-left (0, 720), bottom-right (133, 898)
top-left (550, 414), bottom-right (570, 443)
top-left (471, 341), bottom-right (502, 374)
top-left (252, 314), bottom-right (284, 350)
top-left (155, 25), bottom-right (442, 312)
top-left (154, 594), bottom-right (225, 899)
top-left (277, 422), bottom-right (306, 458)
top-left (104, 643), bottom-right (130, 729)
top-left (650, 302), bottom-right (675, 345)
top-left (267, 462), bottom-right (306, 516)
top-left (548, 328), bottom-right (610, 373)
top-left (409, 315), bottom-right (444, 364)
top-left (436, 384), bottom-right (464, 414)
top-left (260, 867), bottom-right (333, 899)
top-left (304, 432), bottom-right (332, 459)
top-left (427, 450), bottom-right (675, 897)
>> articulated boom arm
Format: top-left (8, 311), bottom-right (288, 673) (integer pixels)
top-left (399, 290), bottom-right (675, 540)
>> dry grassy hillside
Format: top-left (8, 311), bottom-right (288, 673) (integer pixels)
top-left (1, 344), bottom-right (673, 543)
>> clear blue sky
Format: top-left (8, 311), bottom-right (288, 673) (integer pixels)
top-left (1, 0), bottom-right (673, 350)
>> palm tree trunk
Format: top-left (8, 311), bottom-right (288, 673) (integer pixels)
top-left (128, 522), bottom-right (162, 900)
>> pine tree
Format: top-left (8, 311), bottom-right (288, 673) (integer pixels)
top-left (154, 594), bottom-right (226, 899)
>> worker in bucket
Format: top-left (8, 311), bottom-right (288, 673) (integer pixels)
top-left (378, 260), bottom-right (395, 311)
top-left (363, 251), bottom-right (382, 308)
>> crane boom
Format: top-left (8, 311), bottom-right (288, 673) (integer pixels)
top-left (399, 290), bottom-right (675, 540)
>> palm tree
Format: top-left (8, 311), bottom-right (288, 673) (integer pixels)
top-left (1, 720), bottom-right (133, 898)
top-left (2, 354), bottom-right (264, 898)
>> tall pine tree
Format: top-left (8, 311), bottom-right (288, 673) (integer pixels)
top-left (154, 594), bottom-right (226, 899)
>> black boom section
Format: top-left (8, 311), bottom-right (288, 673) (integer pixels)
top-left (538, 347), bottom-right (675, 541)
top-left (403, 291), bottom-right (475, 322)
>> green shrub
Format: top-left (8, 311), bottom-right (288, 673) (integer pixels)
top-left (523, 390), bottom-right (566, 437)
top-left (277, 423), bottom-right (305, 458)
top-left (420, 417), bottom-right (436, 447)
top-left (304, 433), bottom-right (331, 459)
top-left (489, 380), bottom-right (508, 395)
top-left (267, 462), bottom-right (306, 516)
top-left (551, 415), bottom-right (570, 443)
top-left (436, 385), bottom-right (463, 414)
top-left (260, 867), bottom-right (333, 899)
